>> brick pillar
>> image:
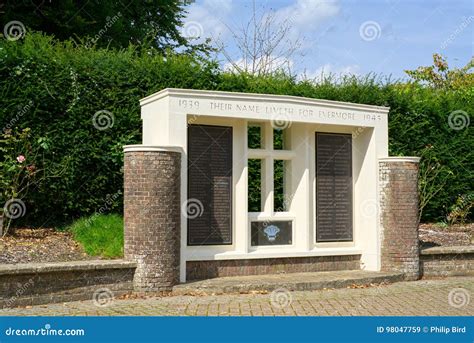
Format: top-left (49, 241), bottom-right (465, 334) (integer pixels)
top-left (379, 157), bottom-right (420, 281)
top-left (123, 145), bottom-right (181, 292)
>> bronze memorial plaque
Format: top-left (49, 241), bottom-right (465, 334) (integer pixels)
top-left (251, 220), bottom-right (293, 246)
top-left (187, 125), bottom-right (233, 245)
top-left (316, 132), bottom-right (353, 242)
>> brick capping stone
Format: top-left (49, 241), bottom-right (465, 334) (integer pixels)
top-left (0, 260), bottom-right (136, 275)
top-left (378, 157), bottom-right (421, 163)
top-left (420, 245), bottom-right (474, 255)
top-left (379, 156), bottom-right (421, 281)
top-left (0, 260), bottom-right (136, 308)
top-left (123, 145), bottom-right (181, 292)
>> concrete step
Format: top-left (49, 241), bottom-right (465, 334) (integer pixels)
top-left (172, 270), bottom-right (405, 295)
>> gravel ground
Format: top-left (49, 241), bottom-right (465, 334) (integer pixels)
top-left (419, 223), bottom-right (473, 247)
top-left (0, 228), bottom-right (97, 264)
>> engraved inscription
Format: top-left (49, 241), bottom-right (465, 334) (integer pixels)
top-left (237, 104), bottom-right (260, 112)
top-left (318, 110), bottom-right (355, 121)
top-left (210, 102), bottom-right (233, 111)
top-left (208, 101), bottom-right (347, 118)
top-left (265, 105), bottom-right (294, 115)
top-left (178, 99), bottom-right (200, 109)
top-left (178, 98), bottom-right (382, 123)
top-left (316, 133), bottom-right (353, 242)
top-left (363, 113), bottom-right (382, 121)
top-left (187, 125), bottom-right (233, 245)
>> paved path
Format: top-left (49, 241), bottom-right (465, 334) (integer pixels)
top-left (1, 277), bottom-right (473, 316)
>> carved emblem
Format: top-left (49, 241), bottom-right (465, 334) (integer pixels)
top-left (263, 225), bottom-right (280, 242)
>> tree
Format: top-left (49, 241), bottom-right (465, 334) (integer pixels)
top-left (1, 0), bottom-right (196, 51)
top-left (220, 1), bottom-right (302, 76)
top-left (405, 53), bottom-right (474, 90)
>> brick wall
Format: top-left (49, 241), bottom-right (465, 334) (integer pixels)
top-left (379, 158), bottom-right (420, 280)
top-left (124, 148), bottom-right (181, 291)
top-left (0, 260), bottom-right (135, 308)
top-left (420, 246), bottom-right (474, 277)
top-left (186, 255), bottom-right (361, 280)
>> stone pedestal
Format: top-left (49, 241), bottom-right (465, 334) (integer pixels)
top-left (123, 145), bottom-right (181, 292)
top-left (379, 157), bottom-right (421, 281)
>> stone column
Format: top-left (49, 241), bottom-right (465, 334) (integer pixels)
top-left (379, 157), bottom-right (421, 281)
top-left (123, 145), bottom-right (181, 292)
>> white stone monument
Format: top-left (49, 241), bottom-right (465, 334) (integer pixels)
top-left (124, 89), bottom-right (420, 289)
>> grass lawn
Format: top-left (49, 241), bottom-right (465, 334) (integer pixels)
top-left (67, 214), bottom-right (124, 258)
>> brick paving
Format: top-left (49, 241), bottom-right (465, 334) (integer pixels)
top-left (0, 277), bottom-right (472, 316)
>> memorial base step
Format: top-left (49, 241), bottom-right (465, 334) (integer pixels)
top-left (172, 270), bottom-right (405, 296)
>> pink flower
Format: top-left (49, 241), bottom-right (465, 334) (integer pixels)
top-left (16, 155), bottom-right (26, 163)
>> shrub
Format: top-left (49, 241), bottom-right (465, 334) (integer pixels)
top-left (447, 193), bottom-right (474, 225)
top-left (0, 127), bottom-right (62, 235)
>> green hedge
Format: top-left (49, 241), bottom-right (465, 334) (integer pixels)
top-left (0, 33), bottom-right (219, 225)
top-left (0, 33), bottom-right (472, 224)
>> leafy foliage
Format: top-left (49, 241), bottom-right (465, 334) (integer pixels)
top-left (1, 0), bottom-right (196, 52)
top-left (447, 193), bottom-right (473, 225)
top-left (1, 128), bottom-right (37, 203)
top-left (0, 127), bottom-right (62, 234)
top-left (417, 145), bottom-right (453, 221)
top-left (405, 53), bottom-right (474, 90)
